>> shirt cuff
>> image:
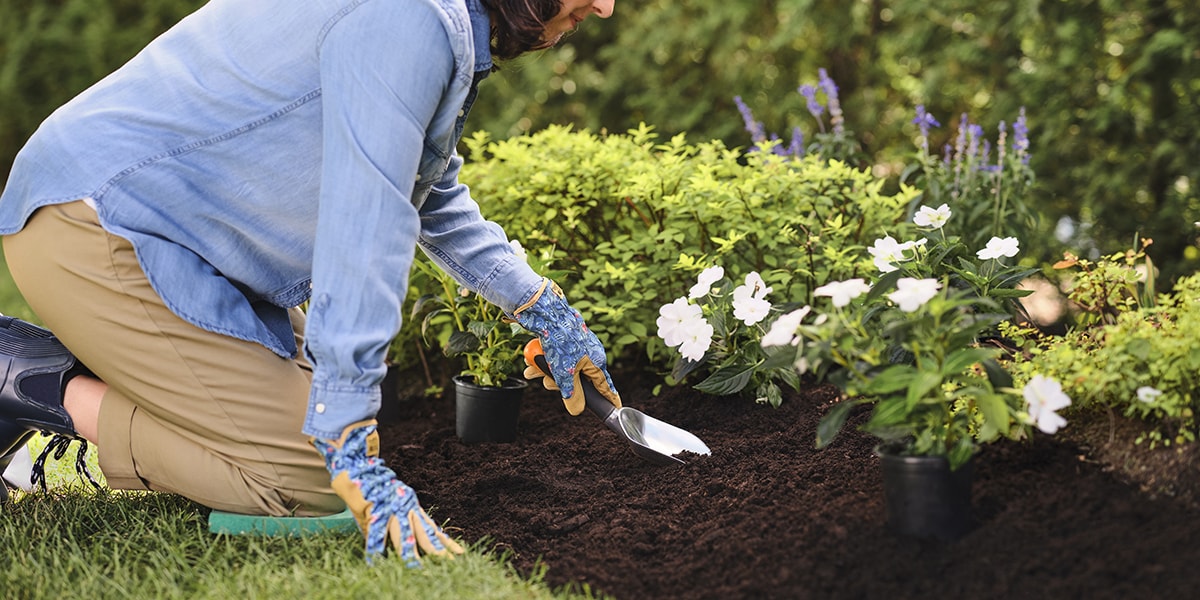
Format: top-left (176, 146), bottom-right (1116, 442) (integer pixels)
top-left (302, 383), bottom-right (382, 440)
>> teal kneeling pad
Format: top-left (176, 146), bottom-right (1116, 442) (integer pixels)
top-left (208, 508), bottom-right (358, 537)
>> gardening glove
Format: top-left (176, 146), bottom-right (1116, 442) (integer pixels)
top-left (513, 278), bottom-right (621, 416)
top-left (310, 420), bottom-right (464, 566)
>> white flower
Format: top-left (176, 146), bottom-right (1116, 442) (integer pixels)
top-left (730, 271), bottom-right (773, 326)
top-left (1023, 375), bottom-right (1072, 434)
top-left (656, 297), bottom-right (703, 348)
top-left (868, 236), bottom-right (907, 273)
top-left (977, 236), bottom-right (1021, 260)
top-left (814, 278), bottom-right (871, 308)
top-left (887, 278), bottom-right (942, 312)
top-left (868, 236), bottom-right (926, 273)
top-left (913, 203), bottom-right (952, 229)
top-left (1136, 386), bottom-right (1163, 404)
top-left (761, 306), bottom-right (811, 347)
top-left (794, 356), bottom-right (811, 375)
top-left (733, 295), bottom-right (772, 326)
top-left (689, 265), bottom-right (725, 299)
top-left (509, 240), bottom-right (528, 262)
top-left (677, 319), bottom-right (714, 362)
top-left (740, 271), bottom-right (772, 300)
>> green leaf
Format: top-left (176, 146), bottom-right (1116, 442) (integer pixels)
top-left (906, 368), bottom-right (943, 407)
top-left (445, 330), bottom-right (481, 356)
top-left (861, 364), bottom-right (915, 395)
top-left (981, 358), bottom-right (1013, 389)
top-left (694, 364), bottom-right (756, 395)
top-left (942, 347), bottom-right (991, 377)
top-left (975, 393), bottom-right (1011, 438)
top-left (816, 399), bottom-right (860, 448)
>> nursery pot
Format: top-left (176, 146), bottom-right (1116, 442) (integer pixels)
top-left (876, 445), bottom-right (975, 541)
top-left (453, 375), bottom-right (527, 444)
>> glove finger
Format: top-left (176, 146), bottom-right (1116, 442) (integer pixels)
top-left (388, 513), bottom-right (422, 569)
top-left (562, 387), bottom-right (586, 416)
top-left (577, 357), bottom-right (622, 408)
top-left (410, 507), bottom-right (465, 557)
top-left (522, 365), bottom-right (561, 391)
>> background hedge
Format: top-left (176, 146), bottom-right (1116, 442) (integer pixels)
top-left (2, 0), bottom-right (1197, 284)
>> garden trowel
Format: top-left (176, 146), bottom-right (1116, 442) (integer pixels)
top-left (524, 340), bottom-right (711, 466)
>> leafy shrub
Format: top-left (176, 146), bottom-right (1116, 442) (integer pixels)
top-left (460, 124), bottom-right (916, 363)
top-left (1006, 257), bottom-right (1199, 448)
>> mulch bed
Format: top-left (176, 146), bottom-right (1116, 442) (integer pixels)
top-left (378, 366), bottom-right (1200, 599)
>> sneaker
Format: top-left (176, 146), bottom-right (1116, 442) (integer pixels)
top-left (0, 316), bottom-right (99, 494)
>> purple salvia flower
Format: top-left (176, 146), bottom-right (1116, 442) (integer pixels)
top-left (978, 141), bottom-right (1001, 172)
top-left (798, 84), bottom-right (824, 119)
top-left (1012, 106), bottom-right (1030, 164)
top-left (788, 126), bottom-right (804, 158)
top-left (966, 123), bottom-right (983, 163)
top-left (943, 143), bottom-right (953, 165)
top-left (912, 105), bottom-right (940, 153)
top-left (954, 114), bottom-right (969, 164)
top-left (818, 69), bottom-right (844, 135)
top-left (734, 96), bottom-right (767, 144)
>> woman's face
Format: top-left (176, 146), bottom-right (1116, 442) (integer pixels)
top-left (542, 0), bottom-right (615, 44)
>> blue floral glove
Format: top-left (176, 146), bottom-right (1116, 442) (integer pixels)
top-left (310, 420), bottom-right (464, 566)
top-left (513, 278), bottom-right (621, 415)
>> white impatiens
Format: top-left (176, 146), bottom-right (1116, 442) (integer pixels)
top-left (868, 235), bottom-right (927, 273)
top-left (677, 319), bottom-right (715, 362)
top-left (732, 271), bottom-right (773, 326)
top-left (760, 306), bottom-right (812, 348)
top-left (1023, 375), bottom-right (1072, 434)
top-left (1136, 386), bottom-right (1163, 404)
top-left (689, 265), bottom-right (725, 299)
top-left (913, 203), bottom-right (952, 229)
top-left (656, 297), bottom-right (703, 348)
top-left (977, 236), bottom-right (1020, 260)
top-left (814, 278), bottom-right (871, 308)
top-left (886, 277), bottom-right (941, 312)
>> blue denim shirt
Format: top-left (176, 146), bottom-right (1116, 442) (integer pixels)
top-left (0, 0), bottom-right (544, 439)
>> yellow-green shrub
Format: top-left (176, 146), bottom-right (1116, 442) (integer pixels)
top-left (460, 124), bottom-right (918, 364)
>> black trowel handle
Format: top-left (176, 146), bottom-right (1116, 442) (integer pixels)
top-left (529, 346), bottom-right (618, 422)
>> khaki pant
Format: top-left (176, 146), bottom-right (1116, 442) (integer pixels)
top-left (3, 201), bottom-right (342, 516)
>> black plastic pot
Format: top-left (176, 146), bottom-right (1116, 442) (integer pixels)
top-left (453, 375), bottom-right (527, 444)
top-left (877, 446), bottom-right (975, 541)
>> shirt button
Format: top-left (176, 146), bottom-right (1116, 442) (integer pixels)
top-left (315, 403), bottom-right (326, 414)
top-left (414, 173), bottom-right (422, 182)
top-left (458, 109), bottom-right (465, 117)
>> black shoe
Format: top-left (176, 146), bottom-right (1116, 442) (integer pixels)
top-left (0, 316), bottom-right (99, 494)
top-left (0, 316), bottom-right (80, 437)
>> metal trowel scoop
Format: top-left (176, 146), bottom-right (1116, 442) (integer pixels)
top-left (526, 340), bottom-right (711, 466)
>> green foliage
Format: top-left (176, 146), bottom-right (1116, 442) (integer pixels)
top-left (460, 124), bottom-right (916, 362)
top-left (1007, 270), bottom-right (1200, 448)
top-left (469, 0), bottom-right (1200, 288)
top-left (1050, 238), bottom-right (1157, 327)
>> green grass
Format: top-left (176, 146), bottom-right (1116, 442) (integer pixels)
top-left (0, 489), bottom-right (593, 599)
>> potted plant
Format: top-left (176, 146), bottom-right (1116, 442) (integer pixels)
top-left (409, 241), bottom-right (558, 443)
top-left (758, 217), bottom-right (1074, 539)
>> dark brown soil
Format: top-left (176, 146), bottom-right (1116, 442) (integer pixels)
top-left (378, 366), bottom-right (1200, 599)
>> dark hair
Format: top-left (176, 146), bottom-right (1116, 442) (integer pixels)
top-left (479, 0), bottom-right (562, 61)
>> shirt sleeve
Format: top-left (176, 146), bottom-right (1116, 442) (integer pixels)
top-left (416, 152), bottom-right (546, 315)
top-left (302, 1), bottom-right (455, 439)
